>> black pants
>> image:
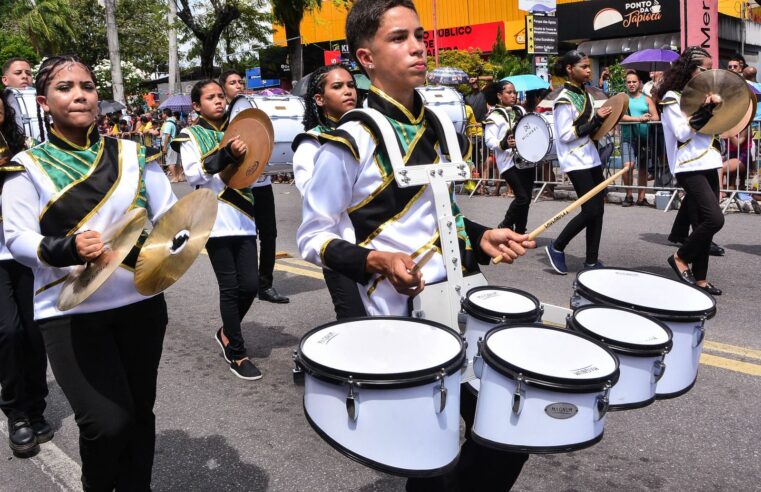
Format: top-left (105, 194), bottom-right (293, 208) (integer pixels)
top-left (669, 197), bottom-right (691, 241)
top-left (39, 295), bottom-right (167, 492)
top-left (675, 169), bottom-right (724, 281)
top-left (322, 268), bottom-right (366, 319)
top-left (500, 166), bottom-right (535, 234)
top-left (554, 166), bottom-right (605, 264)
top-left (206, 235), bottom-right (259, 360)
top-left (0, 259), bottom-right (47, 421)
top-left (252, 184), bottom-right (277, 291)
top-left (406, 389), bottom-right (528, 491)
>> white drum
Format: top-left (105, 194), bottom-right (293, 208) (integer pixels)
top-left (229, 95), bottom-right (305, 164)
top-left (571, 268), bottom-right (716, 399)
top-left (472, 325), bottom-right (619, 453)
top-left (416, 85), bottom-right (466, 134)
top-left (5, 88), bottom-right (42, 142)
top-left (514, 113), bottom-right (556, 163)
top-left (295, 317), bottom-right (466, 477)
top-left (461, 286), bottom-right (542, 392)
top-left (567, 305), bottom-right (673, 410)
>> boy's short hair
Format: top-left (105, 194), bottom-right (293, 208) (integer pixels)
top-left (2, 57), bottom-right (30, 75)
top-left (162, 108), bottom-right (173, 117)
top-left (219, 69), bottom-right (243, 86)
top-left (345, 0), bottom-right (417, 67)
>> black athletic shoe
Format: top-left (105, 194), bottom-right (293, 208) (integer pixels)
top-left (230, 358), bottom-right (263, 381)
top-left (708, 242), bottom-right (725, 257)
top-left (621, 196), bottom-right (634, 207)
top-left (29, 417), bottom-right (53, 444)
top-left (214, 328), bottom-right (231, 363)
top-left (259, 287), bottom-right (289, 304)
top-left (8, 418), bottom-right (39, 457)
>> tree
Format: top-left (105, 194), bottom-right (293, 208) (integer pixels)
top-left (7, 0), bottom-right (75, 56)
top-left (0, 32), bottom-right (40, 72)
top-left (271, 0), bottom-right (324, 82)
top-left (92, 59), bottom-right (148, 100)
top-left (104, 0), bottom-right (125, 104)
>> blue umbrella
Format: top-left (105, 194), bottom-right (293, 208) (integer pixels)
top-left (428, 67), bottom-right (469, 85)
top-left (500, 74), bottom-right (550, 93)
top-left (621, 49), bottom-right (679, 72)
top-left (158, 94), bottom-right (192, 113)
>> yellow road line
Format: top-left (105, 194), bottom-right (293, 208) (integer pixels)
top-left (703, 341), bottom-right (761, 361)
top-left (700, 353), bottom-right (761, 377)
top-left (274, 263), bottom-right (324, 280)
top-left (279, 257), bottom-right (322, 270)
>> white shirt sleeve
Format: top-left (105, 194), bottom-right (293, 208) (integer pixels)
top-left (292, 138), bottom-right (321, 197)
top-left (483, 117), bottom-right (503, 151)
top-left (297, 143), bottom-right (359, 267)
top-left (179, 134), bottom-right (212, 187)
top-left (555, 103), bottom-right (580, 144)
top-left (662, 102), bottom-right (696, 142)
top-left (144, 161), bottom-right (178, 223)
top-left (2, 172), bottom-right (45, 268)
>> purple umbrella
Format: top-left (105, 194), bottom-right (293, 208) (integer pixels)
top-left (256, 88), bottom-right (289, 96)
top-left (158, 94), bottom-right (192, 113)
top-left (621, 49), bottom-right (679, 72)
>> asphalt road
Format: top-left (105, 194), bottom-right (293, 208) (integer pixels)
top-left (2, 183), bottom-right (760, 491)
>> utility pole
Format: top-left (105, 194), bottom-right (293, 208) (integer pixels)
top-left (104, 0), bottom-right (125, 104)
top-left (168, 0), bottom-right (181, 95)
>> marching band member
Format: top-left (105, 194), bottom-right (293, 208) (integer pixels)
top-left (220, 70), bottom-right (290, 304)
top-left (657, 47), bottom-right (724, 295)
top-left (483, 80), bottom-right (535, 233)
top-left (2, 55), bottom-right (177, 490)
top-left (297, 1), bottom-right (535, 489)
top-left (292, 63), bottom-right (365, 319)
top-left (545, 50), bottom-right (611, 275)
top-left (0, 89), bottom-right (50, 458)
top-left (171, 80), bottom-right (263, 380)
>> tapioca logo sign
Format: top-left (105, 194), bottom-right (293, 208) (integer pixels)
top-left (593, 1), bottom-right (662, 31)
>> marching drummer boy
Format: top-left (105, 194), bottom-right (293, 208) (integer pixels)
top-left (297, 0), bottom-right (535, 489)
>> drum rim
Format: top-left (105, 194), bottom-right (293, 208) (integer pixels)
top-left (514, 113), bottom-right (554, 163)
top-left (567, 305), bottom-right (673, 357)
top-left (462, 286), bottom-right (542, 324)
top-left (481, 323), bottom-right (620, 393)
top-left (574, 267), bottom-right (717, 321)
top-left (470, 428), bottom-right (605, 454)
top-left (296, 316), bottom-right (466, 389)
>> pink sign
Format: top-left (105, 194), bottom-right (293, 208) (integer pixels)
top-left (680, 0), bottom-right (718, 62)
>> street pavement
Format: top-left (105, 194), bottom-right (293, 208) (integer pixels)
top-left (2, 183), bottom-right (760, 491)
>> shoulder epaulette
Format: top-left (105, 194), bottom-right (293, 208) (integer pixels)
top-left (317, 129), bottom-right (360, 162)
top-left (291, 130), bottom-right (321, 152)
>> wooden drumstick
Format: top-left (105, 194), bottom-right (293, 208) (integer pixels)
top-left (410, 248), bottom-right (436, 274)
top-left (492, 164), bottom-right (632, 264)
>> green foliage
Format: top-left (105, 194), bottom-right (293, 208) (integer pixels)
top-left (608, 63), bottom-right (627, 95)
top-left (6, 0), bottom-right (75, 55)
top-left (426, 49), bottom-right (496, 94)
top-left (0, 32), bottom-right (40, 71)
top-left (487, 28), bottom-right (531, 80)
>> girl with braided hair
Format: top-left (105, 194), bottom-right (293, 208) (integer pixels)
top-left (292, 64), bottom-right (364, 319)
top-left (659, 47), bottom-right (724, 295)
top-left (2, 55), bottom-right (177, 488)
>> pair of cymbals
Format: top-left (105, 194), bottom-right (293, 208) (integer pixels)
top-left (681, 69), bottom-right (752, 135)
top-left (219, 108), bottom-right (274, 188)
top-left (592, 93), bottom-right (629, 141)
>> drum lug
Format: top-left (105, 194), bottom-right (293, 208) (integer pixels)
top-left (346, 378), bottom-right (359, 422)
top-left (595, 384), bottom-right (611, 421)
top-left (474, 339), bottom-right (485, 378)
top-left (434, 370), bottom-right (448, 414)
top-left (537, 305), bottom-right (544, 322)
top-left (693, 318), bottom-right (706, 348)
top-left (652, 356), bottom-right (666, 384)
top-left (291, 351), bottom-right (304, 385)
top-left (512, 376), bottom-right (526, 416)
top-left (569, 293), bottom-right (582, 310)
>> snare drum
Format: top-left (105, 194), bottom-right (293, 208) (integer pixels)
top-left (571, 268), bottom-right (716, 399)
top-left (568, 306), bottom-right (673, 410)
top-left (461, 286), bottom-right (542, 392)
top-left (416, 85), bottom-right (467, 134)
top-left (5, 88), bottom-right (42, 141)
top-left (472, 324), bottom-right (619, 453)
top-left (229, 95), bottom-right (305, 164)
top-left (514, 113), bottom-right (556, 163)
top-left (295, 317), bottom-right (466, 477)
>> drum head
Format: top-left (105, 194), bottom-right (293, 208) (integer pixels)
top-left (514, 114), bottom-right (552, 163)
top-left (299, 317), bottom-right (464, 385)
top-left (576, 268), bottom-right (716, 320)
top-left (484, 325), bottom-right (618, 391)
top-left (229, 95), bottom-right (255, 121)
top-left (462, 286), bottom-right (540, 323)
top-left (570, 306), bottom-right (672, 356)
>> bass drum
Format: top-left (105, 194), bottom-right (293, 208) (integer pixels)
top-left (5, 88), bottom-right (42, 142)
top-left (229, 95), bottom-right (305, 164)
top-left (416, 85), bottom-right (467, 134)
top-left (514, 113), bottom-right (556, 163)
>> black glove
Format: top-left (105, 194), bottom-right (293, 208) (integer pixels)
top-left (202, 142), bottom-right (242, 175)
top-left (574, 113), bottom-right (604, 138)
top-left (39, 235), bottom-right (84, 267)
top-left (689, 101), bottom-right (717, 131)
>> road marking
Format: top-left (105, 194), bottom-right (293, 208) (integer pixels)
top-left (700, 353), bottom-right (761, 377)
top-left (703, 341), bottom-right (761, 361)
top-left (0, 420), bottom-right (81, 491)
top-left (274, 263), bottom-right (324, 280)
top-left (279, 257), bottom-right (322, 270)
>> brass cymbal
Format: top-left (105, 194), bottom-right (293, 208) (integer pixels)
top-left (134, 189), bottom-right (218, 296)
top-left (592, 92), bottom-right (629, 141)
top-left (681, 69), bottom-right (751, 135)
top-left (219, 108), bottom-right (274, 189)
top-left (720, 84), bottom-right (756, 138)
top-left (57, 207), bottom-right (148, 312)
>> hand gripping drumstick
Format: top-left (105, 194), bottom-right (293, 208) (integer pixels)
top-left (410, 248), bottom-right (436, 274)
top-left (492, 164), bottom-right (632, 264)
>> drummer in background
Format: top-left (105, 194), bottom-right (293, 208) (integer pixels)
top-left (657, 46), bottom-right (724, 295)
top-left (0, 89), bottom-right (51, 458)
top-left (220, 69), bottom-right (290, 304)
top-left (171, 80), bottom-right (263, 380)
top-left (545, 50), bottom-right (611, 275)
top-left (2, 55), bottom-right (177, 489)
top-left (298, 0), bottom-right (535, 489)
top-left (483, 80), bottom-right (535, 234)
top-left (292, 63), bottom-right (365, 319)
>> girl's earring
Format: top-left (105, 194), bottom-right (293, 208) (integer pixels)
top-left (368, 64), bottom-right (374, 70)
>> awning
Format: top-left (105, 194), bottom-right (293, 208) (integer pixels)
top-left (578, 33), bottom-right (680, 56)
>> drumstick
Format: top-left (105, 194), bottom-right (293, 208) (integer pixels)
top-left (492, 164), bottom-right (632, 264)
top-left (410, 248), bottom-right (435, 274)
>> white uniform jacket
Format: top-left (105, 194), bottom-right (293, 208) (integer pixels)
top-left (660, 91), bottom-right (722, 175)
top-left (553, 82), bottom-right (603, 174)
top-left (483, 106), bottom-right (517, 174)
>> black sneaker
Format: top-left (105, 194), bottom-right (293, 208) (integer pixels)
top-left (621, 195), bottom-right (634, 207)
top-left (214, 328), bottom-right (231, 363)
top-left (230, 358), bottom-right (262, 381)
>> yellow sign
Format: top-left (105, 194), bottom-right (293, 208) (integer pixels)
top-left (505, 20), bottom-right (526, 50)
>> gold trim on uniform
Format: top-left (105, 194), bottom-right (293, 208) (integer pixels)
top-left (216, 188), bottom-right (256, 219)
top-left (370, 86), bottom-right (424, 124)
top-left (50, 125), bottom-right (96, 152)
top-left (677, 146), bottom-right (720, 167)
top-left (319, 132), bottom-right (360, 161)
top-left (320, 238), bottom-right (336, 265)
top-left (347, 173), bottom-right (395, 214)
top-left (358, 185), bottom-right (428, 247)
top-left (34, 275), bottom-right (67, 296)
top-left (366, 231), bottom-right (441, 297)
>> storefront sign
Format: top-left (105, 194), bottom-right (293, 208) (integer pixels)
top-left (324, 50), bottom-right (341, 66)
top-left (519, 0), bottom-right (557, 12)
top-left (423, 21), bottom-right (504, 57)
top-left (245, 67), bottom-right (279, 90)
top-left (526, 14), bottom-right (558, 54)
top-left (558, 0), bottom-right (679, 40)
top-left (681, 0), bottom-right (718, 61)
